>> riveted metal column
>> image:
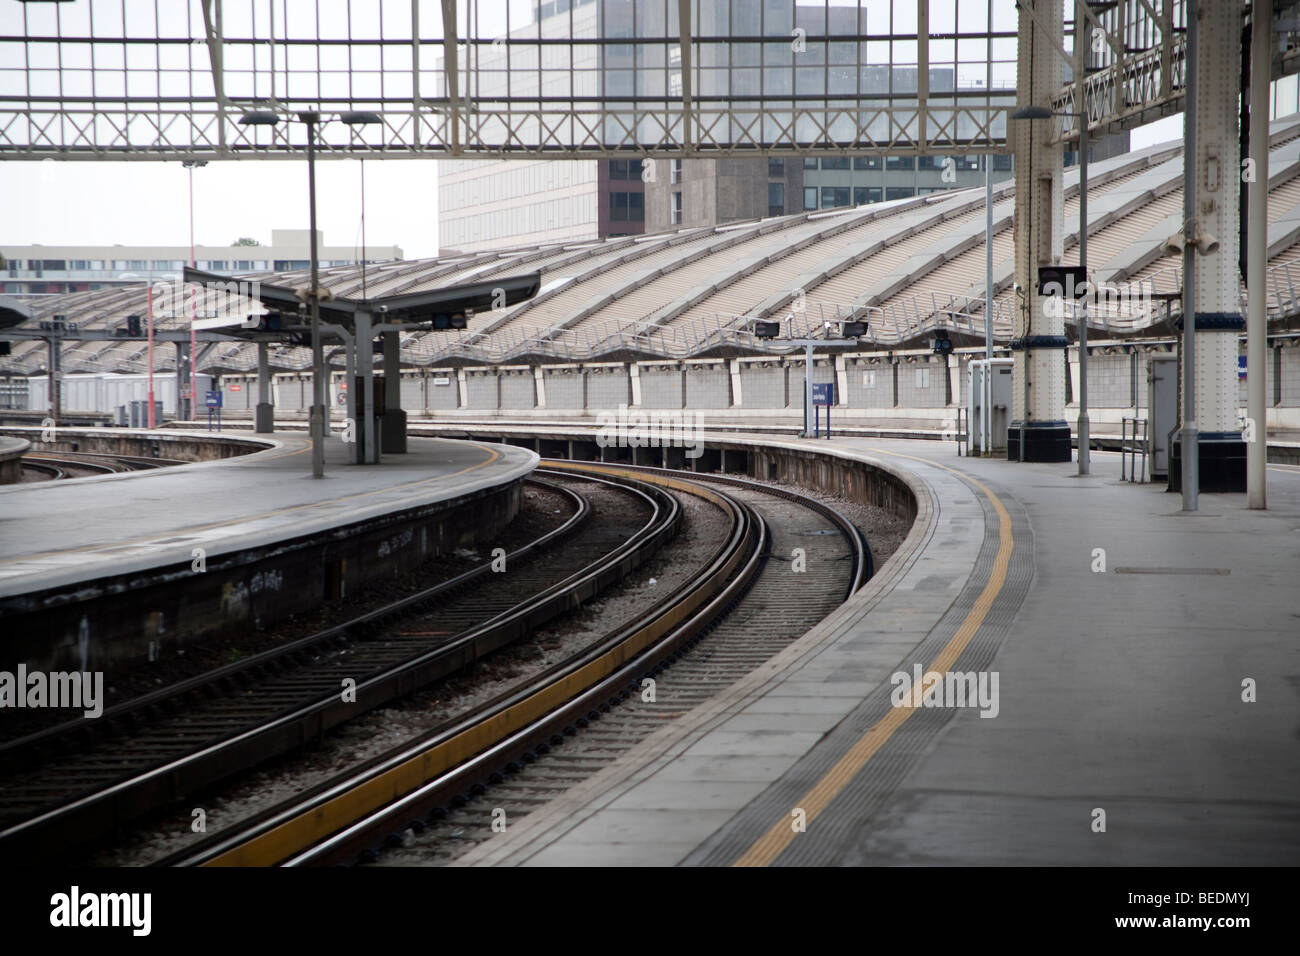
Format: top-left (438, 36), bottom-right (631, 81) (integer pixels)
top-left (1010, 0), bottom-right (1069, 462)
top-left (1247, 0), bottom-right (1271, 508)
top-left (1172, 0), bottom-right (1248, 494)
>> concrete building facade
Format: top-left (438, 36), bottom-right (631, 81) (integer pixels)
top-left (1, 230), bottom-right (401, 295)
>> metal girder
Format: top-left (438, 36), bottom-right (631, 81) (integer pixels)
top-left (0, 1), bottom-right (1293, 162)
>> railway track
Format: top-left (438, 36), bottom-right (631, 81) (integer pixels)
top-left (152, 462), bottom-right (868, 867)
top-left (20, 450), bottom-right (188, 480)
top-left (0, 470), bottom-right (679, 863)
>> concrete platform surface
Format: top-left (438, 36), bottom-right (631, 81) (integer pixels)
top-left (0, 431), bottom-right (537, 597)
top-left (451, 434), bottom-right (1300, 867)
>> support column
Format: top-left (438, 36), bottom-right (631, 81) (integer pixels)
top-left (343, 335), bottom-right (356, 450)
top-left (255, 340), bottom-right (274, 432)
top-left (1009, 0), bottom-right (1069, 462)
top-left (534, 366), bottom-right (547, 408)
top-left (629, 362), bottom-right (642, 406)
top-left (47, 337), bottom-right (60, 423)
top-left (175, 341), bottom-right (189, 420)
top-left (729, 358), bottom-right (743, 407)
top-left (380, 329), bottom-right (407, 453)
top-left (1247, 0), bottom-right (1271, 507)
top-left (834, 354), bottom-right (849, 407)
top-left (1171, 0), bottom-right (1248, 493)
top-left (356, 310), bottom-right (376, 464)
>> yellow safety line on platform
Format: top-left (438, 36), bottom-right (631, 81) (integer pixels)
top-left (734, 450), bottom-right (1013, 867)
top-left (0, 442), bottom-right (502, 567)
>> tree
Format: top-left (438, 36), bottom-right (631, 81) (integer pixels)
top-left (232, 237), bottom-right (261, 247)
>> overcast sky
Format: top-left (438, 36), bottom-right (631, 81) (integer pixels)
top-left (0, 157), bottom-right (440, 259)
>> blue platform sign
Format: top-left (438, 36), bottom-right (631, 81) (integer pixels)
top-left (1238, 355), bottom-right (1247, 380)
top-left (811, 382), bottom-right (835, 405)
top-left (205, 390), bottom-right (223, 408)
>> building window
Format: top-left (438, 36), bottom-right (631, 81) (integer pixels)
top-left (768, 158), bottom-right (784, 177)
top-left (886, 156), bottom-right (914, 170)
top-left (993, 154), bottom-right (1013, 171)
top-left (822, 157), bottom-right (849, 170)
top-left (768, 182), bottom-right (785, 217)
top-left (609, 158), bottom-right (644, 180)
top-left (885, 186), bottom-right (915, 201)
top-left (803, 186), bottom-right (817, 210)
top-left (671, 190), bottom-right (683, 225)
top-left (610, 192), bottom-right (628, 221)
top-left (803, 157), bottom-right (818, 169)
top-left (820, 186), bottom-right (850, 208)
top-left (628, 192), bottom-right (644, 221)
top-left (670, 159), bottom-right (682, 184)
top-left (918, 156), bottom-right (937, 170)
top-left (853, 186), bottom-right (868, 205)
top-left (854, 156), bottom-right (881, 170)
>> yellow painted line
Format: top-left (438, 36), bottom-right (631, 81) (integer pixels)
top-left (0, 442), bottom-right (502, 567)
top-left (734, 450), bottom-right (1013, 867)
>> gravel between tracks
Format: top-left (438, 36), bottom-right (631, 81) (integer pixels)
top-left (87, 484), bottom-right (727, 866)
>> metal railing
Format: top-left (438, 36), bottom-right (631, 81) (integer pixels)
top-left (1121, 417), bottom-right (1149, 483)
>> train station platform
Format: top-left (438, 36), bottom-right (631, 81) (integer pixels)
top-left (451, 434), bottom-right (1300, 867)
top-left (0, 431), bottom-right (537, 669)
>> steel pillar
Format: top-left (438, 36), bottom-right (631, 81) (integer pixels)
top-left (380, 330), bottom-right (407, 453)
top-left (356, 309), bottom-right (377, 464)
top-left (47, 337), bottom-right (60, 423)
top-left (1248, 0), bottom-right (1271, 508)
top-left (255, 340), bottom-right (273, 433)
top-left (1171, 0), bottom-right (1248, 495)
top-left (174, 341), bottom-right (188, 420)
top-left (1009, 0), bottom-right (1069, 462)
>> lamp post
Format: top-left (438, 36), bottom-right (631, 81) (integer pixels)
top-left (238, 108), bottom-right (380, 477)
top-left (1010, 103), bottom-right (1090, 474)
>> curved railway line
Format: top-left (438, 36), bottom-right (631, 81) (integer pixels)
top-left (156, 462), bottom-right (870, 868)
top-left (0, 470), bottom-right (678, 862)
top-left (20, 450), bottom-right (188, 481)
top-left (0, 460), bottom-right (875, 868)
